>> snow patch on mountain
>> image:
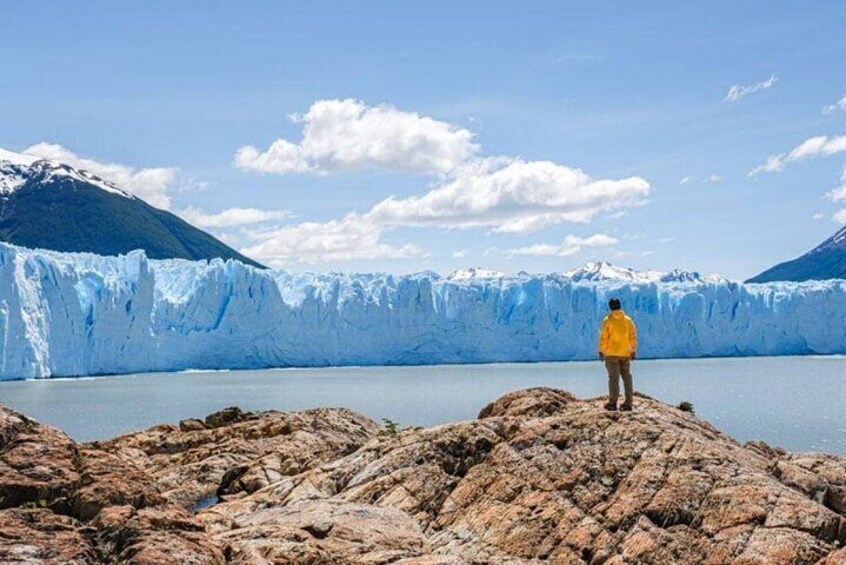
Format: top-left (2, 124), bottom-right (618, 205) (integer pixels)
top-left (447, 267), bottom-right (506, 281)
top-left (0, 147), bottom-right (133, 198)
top-left (563, 261), bottom-right (726, 284)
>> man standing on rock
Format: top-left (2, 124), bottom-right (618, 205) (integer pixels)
top-left (598, 297), bottom-right (638, 411)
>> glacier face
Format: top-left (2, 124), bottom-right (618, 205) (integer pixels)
top-left (1, 243), bottom-right (845, 380)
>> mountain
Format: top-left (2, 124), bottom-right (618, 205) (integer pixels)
top-left (445, 262), bottom-right (726, 284)
top-left (2, 243), bottom-right (843, 379)
top-left (0, 148), bottom-right (263, 267)
top-left (562, 260), bottom-right (726, 284)
top-left (446, 267), bottom-right (506, 281)
top-left (748, 225), bottom-right (846, 283)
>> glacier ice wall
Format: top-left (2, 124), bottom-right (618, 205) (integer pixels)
top-left (1, 243), bottom-right (845, 380)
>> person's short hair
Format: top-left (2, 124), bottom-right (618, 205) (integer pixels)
top-left (608, 297), bottom-right (621, 311)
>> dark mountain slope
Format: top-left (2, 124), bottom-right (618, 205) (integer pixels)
top-left (748, 225), bottom-right (846, 283)
top-left (0, 154), bottom-right (263, 267)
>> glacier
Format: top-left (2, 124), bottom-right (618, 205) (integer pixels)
top-left (1, 242), bottom-right (845, 380)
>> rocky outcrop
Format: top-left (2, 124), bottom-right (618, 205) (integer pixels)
top-left (1, 388), bottom-right (844, 564)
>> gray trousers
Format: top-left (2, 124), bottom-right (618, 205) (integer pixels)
top-left (605, 356), bottom-right (633, 406)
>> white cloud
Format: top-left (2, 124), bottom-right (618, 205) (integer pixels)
top-left (658, 237), bottom-right (676, 244)
top-left (240, 213), bottom-right (426, 267)
top-left (823, 96), bottom-right (846, 114)
top-left (750, 135), bottom-right (846, 175)
top-left (505, 234), bottom-right (618, 257)
top-left (813, 213), bottom-right (824, 220)
top-left (835, 209), bottom-right (846, 224)
top-left (825, 166), bottom-right (846, 202)
top-left (680, 174), bottom-right (720, 185)
top-left (367, 157), bottom-right (650, 234)
top-left (452, 249), bottom-right (468, 259)
top-left (23, 142), bottom-right (179, 209)
top-left (231, 98), bottom-right (651, 264)
top-left (239, 155), bottom-right (648, 264)
top-left (234, 99), bottom-right (478, 175)
top-left (724, 74), bottom-right (777, 102)
top-left (178, 206), bottom-right (291, 228)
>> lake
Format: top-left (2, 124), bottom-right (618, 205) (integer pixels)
top-left (0, 356), bottom-right (844, 455)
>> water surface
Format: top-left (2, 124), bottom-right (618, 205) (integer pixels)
top-left (0, 356), bottom-right (844, 454)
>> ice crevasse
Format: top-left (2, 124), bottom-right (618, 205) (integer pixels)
top-left (0, 242), bottom-right (844, 380)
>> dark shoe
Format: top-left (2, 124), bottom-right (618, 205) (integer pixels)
top-left (620, 404), bottom-right (633, 412)
top-left (604, 403), bottom-right (617, 411)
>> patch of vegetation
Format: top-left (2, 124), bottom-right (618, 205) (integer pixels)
top-left (677, 401), bottom-right (695, 414)
top-left (382, 418), bottom-right (400, 436)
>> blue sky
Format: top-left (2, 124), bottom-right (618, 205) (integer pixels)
top-left (2, 1), bottom-right (845, 279)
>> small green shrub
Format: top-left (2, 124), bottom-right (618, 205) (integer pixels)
top-left (677, 401), bottom-right (695, 414)
top-left (382, 418), bottom-right (400, 436)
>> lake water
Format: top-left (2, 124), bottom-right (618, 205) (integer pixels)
top-left (0, 356), bottom-right (844, 455)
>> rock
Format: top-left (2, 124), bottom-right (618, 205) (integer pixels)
top-left (92, 504), bottom-right (225, 564)
top-left (179, 418), bottom-right (206, 432)
top-left (203, 406), bottom-right (250, 429)
top-left (93, 406), bottom-right (379, 506)
top-left (0, 508), bottom-right (98, 563)
top-left (477, 386), bottom-right (577, 419)
top-left (1, 387), bottom-right (845, 563)
top-left (0, 406), bottom-right (81, 510)
top-left (215, 499), bottom-right (434, 563)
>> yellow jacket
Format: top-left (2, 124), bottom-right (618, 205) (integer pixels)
top-left (598, 310), bottom-right (637, 357)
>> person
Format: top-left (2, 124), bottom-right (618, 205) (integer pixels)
top-left (598, 297), bottom-right (638, 411)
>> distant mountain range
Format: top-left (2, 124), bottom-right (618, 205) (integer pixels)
top-left (0, 148), bottom-right (263, 267)
top-left (446, 261), bottom-right (727, 284)
top-left (748, 226), bottom-right (846, 283)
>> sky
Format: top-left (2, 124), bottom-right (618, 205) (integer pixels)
top-left (2, 1), bottom-right (845, 279)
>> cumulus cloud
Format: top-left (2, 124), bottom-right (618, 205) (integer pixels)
top-left (750, 135), bottom-right (846, 175)
top-left (239, 155), bottom-right (649, 265)
top-left (178, 206), bottom-right (291, 228)
top-left (724, 74), bottom-right (777, 102)
top-left (234, 99), bottom-right (479, 175)
top-left (232, 99), bottom-right (650, 265)
top-left (823, 96), bottom-right (846, 114)
top-left (835, 209), bottom-right (846, 225)
top-left (23, 142), bottom-right (179, 209)
top-left (240, 213), bottom-right (426, 267)
top-left (505, 234), bottom-right (619, 257)
top-left (452, 250), bottom-right (468, 259)
top-left (367, 157), bottom-right (650, 234)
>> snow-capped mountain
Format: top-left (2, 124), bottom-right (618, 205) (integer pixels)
top-left (748, 225), bottom-right (846, 283)
top-left (0, 148), bottom-right (262, 267)
top-left (447, 267), bottom-right (506, 281)
top-left (562, 261), bottom-right (726, 284)
top-left (1, 242), bottom-right (843, 380)
top-left (445, 262), bottom-right (726, 284)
